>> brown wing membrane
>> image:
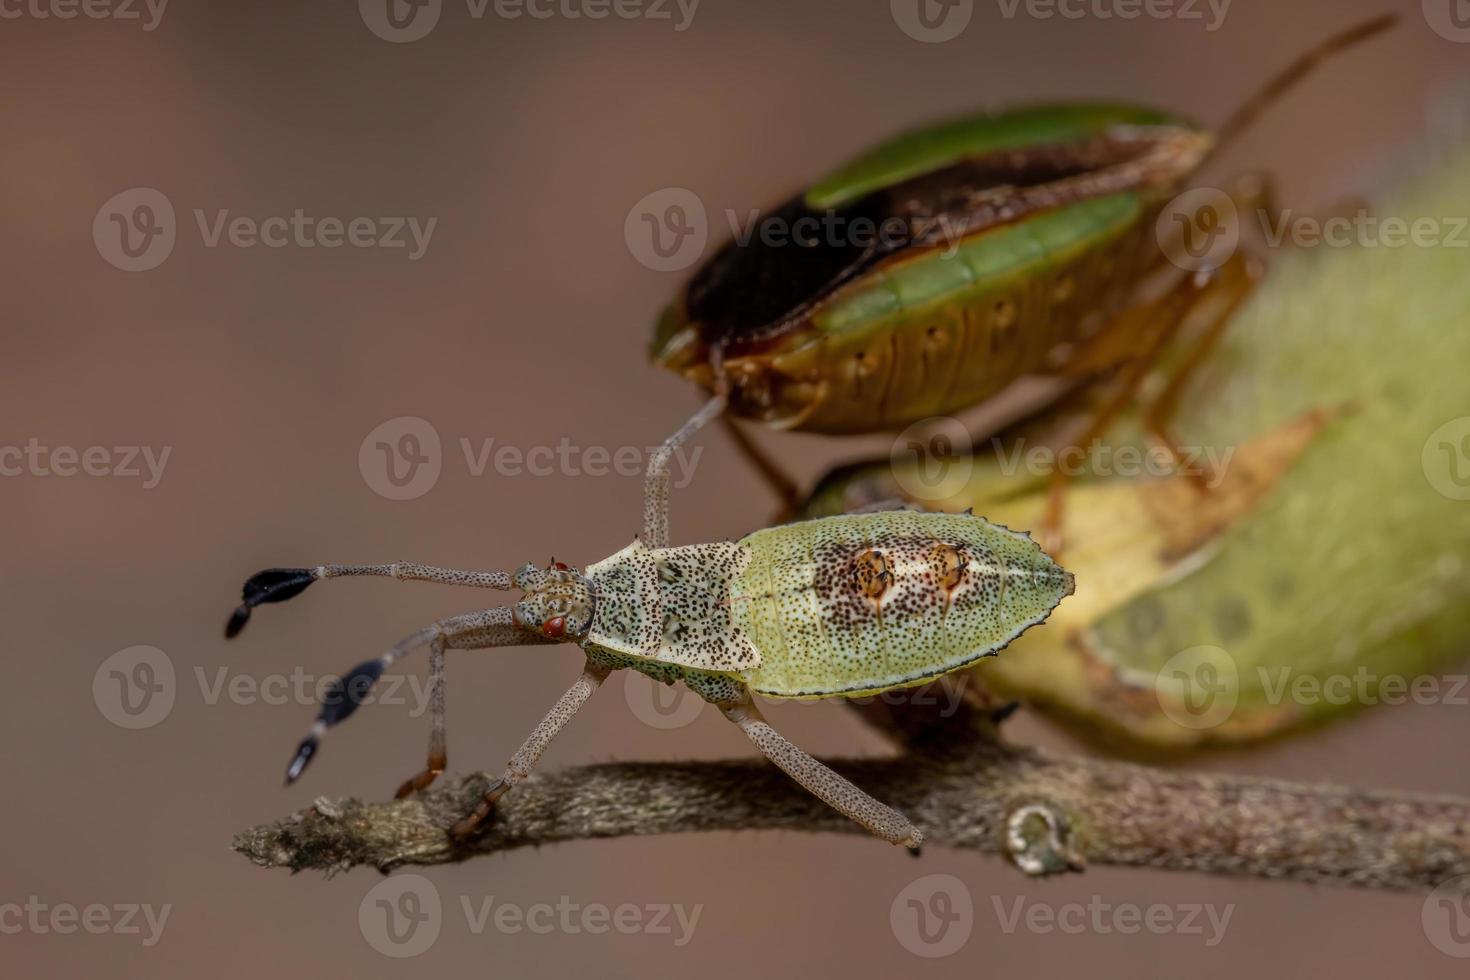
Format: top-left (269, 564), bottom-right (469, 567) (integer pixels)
top-left (685, 128), bottom-right (1201, 354)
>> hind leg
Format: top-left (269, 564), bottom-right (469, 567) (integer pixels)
top-left (718, 692), bottom-right (922, 850)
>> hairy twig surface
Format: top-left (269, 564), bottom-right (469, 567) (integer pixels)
top-left (234, 689), bottom-right (1470, 893)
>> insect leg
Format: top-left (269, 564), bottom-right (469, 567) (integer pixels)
top-left (720, 695), bottom-right (923, 850)
top-left (643, 393), bottom-right (726, 549)
top-left (225, 562), bottom-right (514, 638)
top-left (448, 659), bottom-right (612, 842)
top-left (284, 607), bottom-right (532, 784)
top-left (1041, 249), bottom-right (1259, 553)
top-left (391, 622), bottom-right (561, 798)
top-left (394, 634), bottom-right (449, 797)
top-left (1139, 250), bottom-right (1260, 483)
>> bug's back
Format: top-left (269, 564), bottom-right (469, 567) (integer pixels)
top-left (732, 511), bottom-right (1072, 699)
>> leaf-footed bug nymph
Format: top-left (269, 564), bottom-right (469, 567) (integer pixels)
top-left (224, 394), bottom-right (1073, 848)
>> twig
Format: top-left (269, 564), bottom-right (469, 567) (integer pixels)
top-left (234, 689), bottom-right (1470, 892)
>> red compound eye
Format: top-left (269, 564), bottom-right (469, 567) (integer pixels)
top-left (550, 561), bottom-right (569, 572)
top-left (542, 616), bottom-right (567, 638)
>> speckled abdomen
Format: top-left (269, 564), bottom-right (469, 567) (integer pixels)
top-left (731, 511), bottom-right (1073, 698)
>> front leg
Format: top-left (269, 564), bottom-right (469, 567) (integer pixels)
top-left (396, 624), bottom-right (564, 799)
top-left (643, 393), bottom-right (726, 549)
top-left (448, 660), bottom-right (612, 842)
top-left (394, 635), bottom-right (448, 798)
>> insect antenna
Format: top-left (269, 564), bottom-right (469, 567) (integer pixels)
top-left (225, 563), bottom-right (515, 638)
top-left (284, 608), bottom-right (518, 783)
top-left (226, 568), bottom-right (317, 638)
top-left (1206, 13), bottom-right (1398, 169)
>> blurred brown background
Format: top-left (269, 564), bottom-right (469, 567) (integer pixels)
top-left (3, 0), bottom-right (1468, 976)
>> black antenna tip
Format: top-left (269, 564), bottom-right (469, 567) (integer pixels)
top-left (285, 736), bottom-right (317, 785)
top-left (225, 606), bottom-right (251, 639)
top-left (226, 568), bottom-right (316, 639)
top-left (320, 660), bottom-right (387, 726)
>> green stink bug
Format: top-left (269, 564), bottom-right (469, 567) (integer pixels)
top-left (649, 15), bottom-right (1397, 539)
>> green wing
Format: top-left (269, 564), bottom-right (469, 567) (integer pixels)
top-left (806, 103), bottom-right (1195, 210)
